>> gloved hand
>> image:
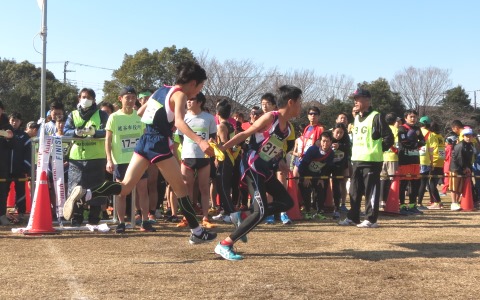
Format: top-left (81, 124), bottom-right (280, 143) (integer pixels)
top-left (75, 128), bottom-right (85, 137)
top-left (84, 126), bottom-right (96, 136)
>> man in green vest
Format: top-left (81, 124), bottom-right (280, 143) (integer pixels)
top-left (338, 88), bottom-right (393, 228)
top-left (63, 88), bottom-right (109, 226)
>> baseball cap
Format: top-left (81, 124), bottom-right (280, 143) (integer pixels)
top-left (119, 86), bottom-right (137, 96)
top-left (462, 127), bottom-right (473, 136)
top-left (419, 116), bottom-right (431, 125)
top-left (351, 88), bottom-right (371, 99)
top-left (138, 91), bottom-right (152, 99)
top-left (27, 121), bottom-right (40, 129)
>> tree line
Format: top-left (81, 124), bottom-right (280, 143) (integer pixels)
top-left (1, 46), bottom-right (477, 135)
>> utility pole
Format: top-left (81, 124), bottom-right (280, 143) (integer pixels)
top-left (63, 61), bottom-right (75, 84)
top-left (475, 90), bottom-right (477, 110)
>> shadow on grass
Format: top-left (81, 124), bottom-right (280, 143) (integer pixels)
top-left (248, 243), bottom-right (480, 261)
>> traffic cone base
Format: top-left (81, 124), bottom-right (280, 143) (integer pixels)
top-left (24, 171), bottom-right (58, 235)
top-left (286, 171), bottom-right (302, 220)
top-left (460, 179), bottom-right (475, 212)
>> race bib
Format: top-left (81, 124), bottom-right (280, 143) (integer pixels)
top-left (141, 98), bottom-right (163, 124)
top-left (121, 136), bottom-right (139, 151)
top-left (308, 160), bottom-right (325, 173)
top-left (438, 149), bottom-right (446, 159)
top-left (406, 149), bottom-right (419, 156)
top-left (259, 136), bottom-right (284, 162)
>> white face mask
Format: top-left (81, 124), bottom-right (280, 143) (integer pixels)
top-left (79, 98), bottom-right (93, 109)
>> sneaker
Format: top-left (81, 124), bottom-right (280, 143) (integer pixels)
top-left (339, 204), bottom-right (349, 213)
top-left (202, 219), bottom-right (217, 229)
top-left (303, 212), bottom-right (313, 220)
top-left (264, 215), bottom-right (275, 225)
top-left (140, 221), bottom-right (156, 232)
top-left (356, 220), bottom-right (379, 228)
top-left (135, 213), bottom-right (142, 225)
top-left (0, 214), bottom-right (11, 225)
top-left (416, 205), bottom-right (428, 211)
top-left (312, 212), bottom-right (326, 220)
top-left (176, 218), bottom-right (189, 227)
top-left (115, 223), bottom-right (126, 234)
top-left (155, 209), bottom-right (164, 219)
top-left (427, 202), bottom-right (442, 210)
top-left (166, 215), bottom-right (180, 223)
top-left (338, 218), bottom-right (355, 226)
top-left (280, 212), bottom-right (292, 225)
top-left (230, 212), bottom-right (248, 243)
top-left (332, 211), bottom-right (340, 220)
top-left (408, 205), bottom-right (424, 215)
top-left (63, 186), bottom-right (86, 221)
top-left (214, 242), bottom-right (243, 261)
top-left (148, 213), bottom-right (157, 223)
top-left (399, 205), bottom-right (412, 215)
top-left (212, 212), bottom-right (225, 221)
top-left (189, 229), bottom-right (217, 245)
top-left (450, 202), bottom-right (461, 211)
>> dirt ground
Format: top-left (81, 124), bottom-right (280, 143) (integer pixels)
top-left (1, 199), bottom-right (479, 300)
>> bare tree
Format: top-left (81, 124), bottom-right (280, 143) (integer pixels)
top-left (390, 66), bottom-right (452, 115)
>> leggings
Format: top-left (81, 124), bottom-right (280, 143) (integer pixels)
top-left (229, 170), bottom-right (293, 243)
top-left (215, 158), bottom-right (235, 214)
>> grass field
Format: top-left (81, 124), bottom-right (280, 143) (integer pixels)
top-left (1, 200), bottom-right (479, 300)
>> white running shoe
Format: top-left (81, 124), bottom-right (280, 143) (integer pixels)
top-left (356, 220), bottom-right (379, 228)
top-left (338, 218), bottom-right (355, 226)
top-left (450, 202), bottom-right (461, 211)
top-left (63, 186), bottom-right (86, 221)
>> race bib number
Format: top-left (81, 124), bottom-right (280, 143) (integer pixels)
top-left (185, 128), bottom-right (208, 144)
top-left (333, 150), bottom-right (344, 163)
top-left (121, 137), bottom-right (139, 151)
top-left (438, 149), bottom-right (445, 159)
top-left (308, 160), bottom-right (325, 173)
top-left (141, 98), bottom-right (163, 124)
top-left (259, 136), bottom-right (284, 162)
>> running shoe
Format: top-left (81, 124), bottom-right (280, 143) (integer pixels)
top-left (148, 213), bottom-right (157, 223)
top-left (338, 218), bottom-right (355, 226)
top-left (155, 209), bottom-right (164, 219)
top-left (230, 212), bottom-right (248, 243)
top-left (140, 221), bottom-right (157, 232)
top-left (450, 202), bottom-right (461, 211)
top-left (303, 212), bottom-right (313, 220)
top-left (214, 242), bottom-right (243, 261)
top-left (115, 222), bottom-right (126, 234)
top-left (332, 211), bottom-right (340, 220)
top-left (280, 212), bottom-right (292, 225)
top-left (202, 219), bottom-right (217, 229)
top-left (176, 218), bottom-right (189, 227)
top-left (135, 213), bottom-right (142, 225)
top-left (264, 215), bottom-right (275, 225)
top-left (166, 215), bottom-right (180, 223)
top-left (427, 202), bottom-right (442, 210)
top-left (339, 204), bottom-right (349, 213)
top-left (408, 205), bottom-right (424, 215)
top-left (356, 220), bottom-right (379, 228)
top-left (212, 212), bottom-right (225, 221)
top-left (312, 212), bottom-right (326, 220)
top-left (189, 229), bottom-right (217, 245)
top-left (63, 186), bottom-right (86, 221)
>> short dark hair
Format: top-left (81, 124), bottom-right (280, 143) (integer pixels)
top-left (216, 99), bottom-right (232, 119)
top-left (333, 122), bottom-right (347, 133)
top-left (404, 109), bottom-right (418, 118)
top-left (308, 106), bottom-right (320, 115)
top-left (100, 102), bottom-right (115, 113)
top-left (9, 112), bottom-right (22, 120)
top-left (79, 88), bottom-right (96, 100)
top-left (276, 85), bottom-right (302, 109)
top-left (50, 100), bottom-right (65, 111)
top-left (385, 112), bottom-right (397, 125)
top-left (451, 120), bottom-right (463, 128)
top-left (195, 92), bottom-right (207, 111)
top-left (320, 131), bottom-right (332, 141)
top-left (261, 92), bottom-right (276, 106)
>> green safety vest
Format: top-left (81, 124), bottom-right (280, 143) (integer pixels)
top-left (351, 111), bottom-right (383, 162)
top-left (69, 110), bottom-right (105, 160)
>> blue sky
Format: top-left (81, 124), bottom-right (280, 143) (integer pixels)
top-left (1, 0), bottom-right (479, 101)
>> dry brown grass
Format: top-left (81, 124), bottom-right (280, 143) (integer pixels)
top-left (1, 204), bottom-right (480, 300)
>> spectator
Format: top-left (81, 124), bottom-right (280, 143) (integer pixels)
top-left (330, 123), bottom-right (350, 219)
top-left (0, 101), bottom-right (14, 225)
top-left (417, 116), bottom-right (434, 209)
top-left (380, 113), bottom-right (399, 210)
top-left (105, 86), bottom-right (154, 233)
top-left (63, 88), bottom-right (109, 226)
top-left (44, 101), bottom-right (65, 136)
top-left (427, 121), bottom-right (446, 209)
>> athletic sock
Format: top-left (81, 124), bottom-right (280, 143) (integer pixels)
top-left (192, 226), bottom-right (203, 236)
top-left (220, 240), bottom-right (233, 246)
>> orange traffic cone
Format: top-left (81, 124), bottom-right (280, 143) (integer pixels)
top-left (25, 181), bottom-right (32, 214)
top-left (286, 171), bottom-right (302, 220)
top-left (384, 172), bottom-right (400, 214)
top-left (7, 181), bottom-right (15, 208)
top-left (460, 178), bottom-right (475, 211)
top-left (324, 179), bottom-right (335, 212)
top-left (24, 171), bottom-right (58, 235)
